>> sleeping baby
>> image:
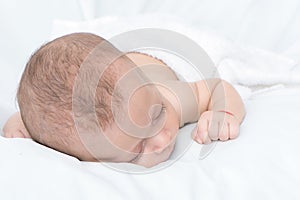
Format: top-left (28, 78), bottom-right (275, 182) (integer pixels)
top-left (2, 33), bottom-right (245, 167)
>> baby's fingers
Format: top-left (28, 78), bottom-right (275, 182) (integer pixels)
top-left (218, 122), bottom-right (229, 141)
top-left (192, 119), bottom-right (211, 144)
top-left (208, 120), bottom-right (219, 141)
top-left (229, 121), bottom-right (240, 139)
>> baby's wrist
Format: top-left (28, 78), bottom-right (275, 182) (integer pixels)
top-left (216, 110), bottom-right (242, 123)
top-left (217, 110), bottom-right (234, 116)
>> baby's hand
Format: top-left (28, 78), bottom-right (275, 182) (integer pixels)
top-left (192, 111), bottom-right (240, 144)
top-left (2, 112), bottom-right (31, 138)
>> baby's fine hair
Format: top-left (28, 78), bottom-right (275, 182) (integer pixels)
top-left (17, 33), bottom-right (131, 159)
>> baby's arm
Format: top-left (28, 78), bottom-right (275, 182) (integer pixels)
top-left (191, 78), bottom-right (246, 143)
top-left (2, 112), bottom-right (31, 138)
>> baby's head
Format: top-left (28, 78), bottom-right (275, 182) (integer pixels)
top-left (18, 33), bottom-right (178, 167)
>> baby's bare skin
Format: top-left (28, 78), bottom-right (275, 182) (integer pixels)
top-left (3, 112), bottom-right (30, 138)
top-left (127, 52), bottom-right (244, 142)
top-left (3, 51), bottom-right (245, 167)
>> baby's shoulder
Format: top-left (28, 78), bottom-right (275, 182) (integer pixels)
top-left (126, 52), bottom-right (179, 82)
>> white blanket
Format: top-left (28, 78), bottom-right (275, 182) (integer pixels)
top-left (51, 14), bottom-right (300, 88)
top-left (1, 14), bottom-right (300, 200)
top-left (1, 87), bottom-right (300, 199)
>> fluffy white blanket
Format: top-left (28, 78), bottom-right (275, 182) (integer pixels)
top-left (52, 14), bottom-right (300, 85)
top-left (1, 87), bottom-right (300, 199)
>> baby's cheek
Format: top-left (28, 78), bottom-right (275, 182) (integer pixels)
top-left (128, 108), bottom-right (150, 128)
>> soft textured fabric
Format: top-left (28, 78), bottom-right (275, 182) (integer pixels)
top-left (1, 87), bottom-right (300, 200)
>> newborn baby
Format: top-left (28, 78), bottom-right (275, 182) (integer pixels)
top-left (3, 33), bottom-right (245, 167)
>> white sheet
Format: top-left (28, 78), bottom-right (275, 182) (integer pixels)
top-left (1, 87), bottom-right (300, 199)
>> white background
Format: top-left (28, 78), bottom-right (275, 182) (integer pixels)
top-left (1, 0), bottom-right (300, 115)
